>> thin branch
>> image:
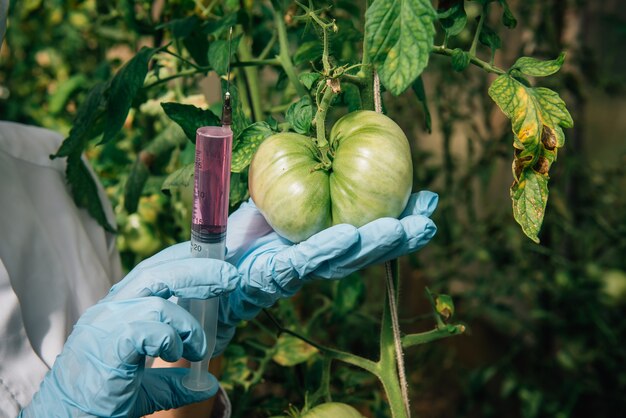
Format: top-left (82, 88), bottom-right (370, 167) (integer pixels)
top-left (432, 45), bottom-right (506, 75)
top-left (262, 309), bottom-right (380, 375)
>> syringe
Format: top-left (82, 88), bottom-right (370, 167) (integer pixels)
top-left (183, 26), bottom-right (234, 392)
top-left (182, 125), bottom-right (233, 391)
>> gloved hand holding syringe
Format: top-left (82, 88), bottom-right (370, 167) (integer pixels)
top-left (182, 28), bottom-right (234, 391)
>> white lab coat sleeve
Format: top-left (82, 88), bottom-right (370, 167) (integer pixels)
top-left (0, 121), bottom-right (122, 415)
top-left (0, 260), bottom-right (49, 418)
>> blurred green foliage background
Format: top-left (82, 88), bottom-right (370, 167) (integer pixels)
top-left (1, 1), bottom-right (625, 417)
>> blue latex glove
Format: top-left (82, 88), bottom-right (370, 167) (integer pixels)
top-left (151, 190), bottom-right (438, 354)
top-left (20, 255), bottom-right (240, 418)
top-left (221, 191), bottom-right (438, 327)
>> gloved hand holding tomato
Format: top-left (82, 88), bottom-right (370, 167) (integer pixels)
top-left (158, 110), bottom-right (438, 352)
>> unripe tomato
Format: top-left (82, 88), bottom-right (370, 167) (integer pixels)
top-left (249, 110), bottom-right (413, 242)
top-left (301, 402), bottom-right (366, 418)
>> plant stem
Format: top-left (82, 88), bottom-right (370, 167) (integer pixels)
top-left (162, 48), bottom-right (202, 70)
top-left (380, 268), bottom-right (409, 418)
top-left (258, 32), bottom-right (277, 60)
top-left (402, 324), bottom-right (466, 348)
top-left (309, 357), bottom-right (333, 405)
top-left (469, 3), bottom-right (488, 57)
top-left (274, 7), bottom-right (307, 97)
top-left (263, 310), bottom-right (379, 375)
top-left (314, 85), bottom-right (335, 152)
top-left (238, 36), bottom-right (264, 121)
top-left (361, 0), bottom-right (371, 68)
top-left (385, 260), bottom-right (410, 416)
top-left (431, 45), bottom-right (506, 75)
top-left (236, 75), bottom-right (252, 120)
top-left (233, 58), bottom-right (281, 67)
top-left (307, 12), bottom-right (333, 73)
top-left (341, 73), bottom-right (367, 87)
top-left (144, 68), bottom-right (200, 89)
top-left (358, 66), bottom-right (375, 111)
top-left (357, 0), bottom-right (375, 110)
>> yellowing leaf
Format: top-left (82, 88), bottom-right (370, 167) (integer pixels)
top-left (272, 334), bottom-right (318, 367)
top-left (489, 73), bottom-right (572, 242)
top-left (511, 170), bottom-right (548, 243)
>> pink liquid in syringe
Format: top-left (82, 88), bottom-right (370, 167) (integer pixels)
top-left (191, 126), bottom-right (233, 243)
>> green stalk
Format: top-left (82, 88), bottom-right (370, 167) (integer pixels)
top-left (314, 85), bottom-right (335, 167)
top-left (267, 317), bottom-right (379, 375)
top-left (402, 325), bottom-right (465, 348)
top-left (379, 268), bottom-right (409, 418)
top-left (432, 46), bottom-right (505, 75)
top-left (357, 0), bottom-right (375, 110)
top-left (238, 36), bottom-right (264, 121)
top-left (357, 66), bottom-right (375, 111)
top-left (233, 58), bottom-right (281, 67)
top-left (274, 7), bottom-right (307, 97)
top-left (235, 75), bottom-right (252, 120)
top-left (469, 3), bottom-right (488, 57)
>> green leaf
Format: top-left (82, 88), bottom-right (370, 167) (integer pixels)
top-left (161, 103), bottom-right (221, 143)
top-left (183, 27), bottom-right (210, 67)
top-left (66, 152), bottom-right (116, 233)
top-left (231, 122), bottom-right (273, 173)
top-left (499, 0), bottom-right (517, 28)
top-left (163, 15), bottom-right (199, 39)
top-left (208, 38), bottom-right (239, 76)
top-left (512, 52), bottom-right (566, 77)
top-left (272, 334), bottom-right (318, 367)
top-left (342, 83), bottom-right (362, 113)
top-left (53, 82), bottom-right (108, 158)
top-left (298, 72), bottom-right (321, 90)
top-left (293, 41), bottom-right (322, 66)
top-left (124, 159), bottom-right (150, 213)
top-left (220, 344), bottom-right (252, 391)
top-left (102, 47), bottom-right (157, 144)
top-left (411, 76), bottom-right (432, 133)
top-left (333, 273), bottom-right (365, 317)
top-left (365, 0), bottom-right (436, 95)
top-left (437, 0), bottom-right (467, 36)
top-left (451, 48), bottom-right (470, 72)
top-left (48, 74), bottom-right (87, 115)
top-left (286, 95), bottom-right (314, 135)
top-left (229, 172), bottom-right (249, 207)
top-left (511, 169), bottom-right (548, 243)
top-left (204, 13), bottom-right (238, 37)
top-left (161, 163), bottom-right (194, 194)
top-left (478, 24), bottom-right (501, 55)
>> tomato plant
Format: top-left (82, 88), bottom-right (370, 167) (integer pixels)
top-left (31, 1), bottom-right (571, 416)
top-left (14, 1), bottom-right (626, 418)
top-left (250, 111), bottom-right (412, 242)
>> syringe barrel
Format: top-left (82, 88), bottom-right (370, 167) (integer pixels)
top-left (191, 126), bottom-right (233, 248)
top-left (183, 126), bottom-right (233, 392)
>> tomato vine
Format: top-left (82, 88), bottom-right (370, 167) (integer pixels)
top-left (45, 0), bottom-right (573, 416)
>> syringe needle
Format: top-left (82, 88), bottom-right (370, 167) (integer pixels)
top-left (226, 26), bottom-right (233, 94)
top-left (222, 26), bottom-right (234, 127)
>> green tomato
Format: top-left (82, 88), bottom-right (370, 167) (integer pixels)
top-left (301, 402), bottom-right (365, 418)
top-left (249, 110), bottom-right (413, 242)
